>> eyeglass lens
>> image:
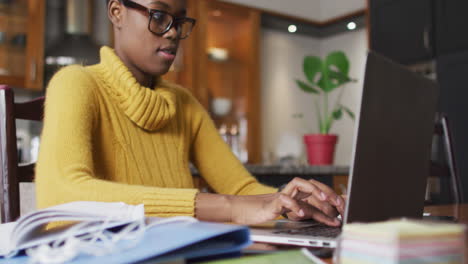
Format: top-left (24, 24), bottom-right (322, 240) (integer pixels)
top-left (149, 11), bottom-right (194, 39)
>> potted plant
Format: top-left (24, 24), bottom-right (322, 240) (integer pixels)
top-left (295, 51), bottom-right (355, 165)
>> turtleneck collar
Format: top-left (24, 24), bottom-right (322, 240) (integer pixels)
top-left (96, 46), bottom-right (177, 131)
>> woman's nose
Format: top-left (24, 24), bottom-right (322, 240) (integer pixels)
top-left (163, 24), bottom-right (179, 40)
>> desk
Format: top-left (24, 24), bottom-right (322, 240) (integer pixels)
top-left (249, 204), bottom-right (468, 264)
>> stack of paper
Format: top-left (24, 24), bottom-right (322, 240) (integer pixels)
top-left (337, 219), bottom-right (466, 264)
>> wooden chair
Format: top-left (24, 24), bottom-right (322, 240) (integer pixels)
top-left (0, 85), bottom-right (44, 223)
top-left (428, 113), bottom-right (464, 205)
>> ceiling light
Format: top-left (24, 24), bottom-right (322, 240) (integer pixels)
top-left (347, 22), bottom-right (357, 30)
top-left (288, 25), bottom-right (297, 33)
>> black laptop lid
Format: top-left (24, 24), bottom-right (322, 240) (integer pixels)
top-left (344, 52), bottom-right (439, 223)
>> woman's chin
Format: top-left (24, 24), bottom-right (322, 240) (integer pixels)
top-left (147, 64), bottom-right (173, 77)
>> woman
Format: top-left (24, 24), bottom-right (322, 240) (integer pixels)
top-left (35, 0), bottom-right (344, 226)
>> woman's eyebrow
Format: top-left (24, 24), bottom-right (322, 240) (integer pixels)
top-left (149, 1), bottom-right (187, 16)
top-left (179, 9), bottom-right (187, 16)
top-left (149, 1), bottom-right (170, 9)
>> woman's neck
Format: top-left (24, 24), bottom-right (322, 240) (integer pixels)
top-left (135, 72), bottom-right (154, 88)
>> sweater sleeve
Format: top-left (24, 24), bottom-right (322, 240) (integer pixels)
top-left (35, 66), bottom-right (198, 217)
top-left (188, 96), bottom-right (276, 195)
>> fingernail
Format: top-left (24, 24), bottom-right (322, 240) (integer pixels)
top-left (320, 192), bottom-right (327, 200)
top-left (298, 209), bottom-right (304, 217)
top-left (334, 218), bottom-right (341, 225)
top-left (336, 197), bottom-right (341, 206)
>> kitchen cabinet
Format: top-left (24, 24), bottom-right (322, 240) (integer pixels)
top-left (434, 0), bottom-right (468, 56)
top-left (0, 0), bottom-right (45, 90)
top-left (165, 0), bottom-right (262, 163)
top-left (369, 0), bottom-right (434, 64)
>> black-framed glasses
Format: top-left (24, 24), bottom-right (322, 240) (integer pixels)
top-left (121, 0), bottom-right (196, 39)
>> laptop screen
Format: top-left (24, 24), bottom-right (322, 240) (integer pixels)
top-left (343, 52), bottom-right (439, 224)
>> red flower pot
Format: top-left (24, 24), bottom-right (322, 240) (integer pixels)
top-left (303, 134), bottom-right (338, 165)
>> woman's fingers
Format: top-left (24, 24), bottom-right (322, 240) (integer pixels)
top-left (287, 200), bottom-right (341, 227)
top-left (306, 206), bottom-right (341, 226)
top-left (280, 177), bottom-right (346, 215)
top-left (281, 177), bottom-right (327, 202)
top-left (308, 179), bottom-right (346, 214)
top-left (277, 177), bottom-right (346, 225)
top-left (304, 194), bottom-right (339, 218)
top-left (274, 193), bottom-right (304, 217)
top-left (229, 191), bottom-right (344, 226)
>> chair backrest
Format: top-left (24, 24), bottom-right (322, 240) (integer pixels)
top-left (429, 113), bottom-right (464, 205)
top-left (0, 85), bottom-right (44, 223)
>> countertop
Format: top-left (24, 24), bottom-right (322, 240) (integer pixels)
top-left (191, 164), bottom-right (350, 175)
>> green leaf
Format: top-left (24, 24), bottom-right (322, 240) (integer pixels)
top-left (341, 105), bottom-right (355, 120)
top-left (320, 51), bottom-right (352, 92)
top-left (295, 80), bottom-right (319, 94)
top-left (329, 71), bottom-right (351, 84)
top-left (303, 56), bottom-right (322, 84)
top-left (326, 51), bottom-right (350, 76)
top-left (317, 75), bottom-right (338, 93)
top-left (332, 108), bottom-right (343, 120)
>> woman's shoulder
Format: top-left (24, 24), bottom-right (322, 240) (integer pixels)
top-left (46, 65), bottom-right (99, 102)
top-left (48, 64), bottom-right (98, 88)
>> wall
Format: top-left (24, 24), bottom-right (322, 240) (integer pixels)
top-left (260, 29), bottom-right (321, 163)
top-left (319, 29), bottom-right (368, 165)
top-left (261, 28), bottom-right (367, 165)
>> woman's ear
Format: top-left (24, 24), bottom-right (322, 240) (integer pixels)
top-left (108, 0), bottom-right (124, 29)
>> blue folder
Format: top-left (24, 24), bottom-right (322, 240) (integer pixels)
top-left (0, 221), bottom-right (251, 264)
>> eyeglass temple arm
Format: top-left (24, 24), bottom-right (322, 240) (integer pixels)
top-left (122, 0), bottom-right (149, 14)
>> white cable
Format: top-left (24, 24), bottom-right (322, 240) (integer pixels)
top-left (25, 216), bottom-right (198, 264)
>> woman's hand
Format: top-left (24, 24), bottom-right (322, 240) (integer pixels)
top-left (195, 178), bottom-right (345, 226)
top-left (280, 177), bottom-right (345, 226)
top-left (229, 192), bottom-right (306, 225)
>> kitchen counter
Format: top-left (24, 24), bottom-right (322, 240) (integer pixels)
top-left (191, 164), bottom-right (349, 175)
top-left (242, 164), bottom-right (349, 175)
top-left (192, 164), bottom-right (350, 188)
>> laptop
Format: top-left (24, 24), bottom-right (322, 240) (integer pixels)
top-left (250, 51), bottom-right (439, 248)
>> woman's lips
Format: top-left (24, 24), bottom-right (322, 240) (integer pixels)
top-left (157, 50), bottom-right (176, 61)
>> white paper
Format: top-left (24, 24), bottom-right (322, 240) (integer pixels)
top-left (0, 201), bottom-right (145, 257)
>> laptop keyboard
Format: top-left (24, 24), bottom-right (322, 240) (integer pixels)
top-left (273, 225), bottom-right (341, 238)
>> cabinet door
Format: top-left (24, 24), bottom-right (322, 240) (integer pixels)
top-left (435, 0), bottom-right (468, 56)
top-left (0, 0), bottom-right (44, 90)
top-left (195, 0), bottom-right (262, 163)
top-left (369, 0), bottom-right (434, 64)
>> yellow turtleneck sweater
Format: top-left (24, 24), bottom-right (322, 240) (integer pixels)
top-left (35, 46), bottom-right (275, 217)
